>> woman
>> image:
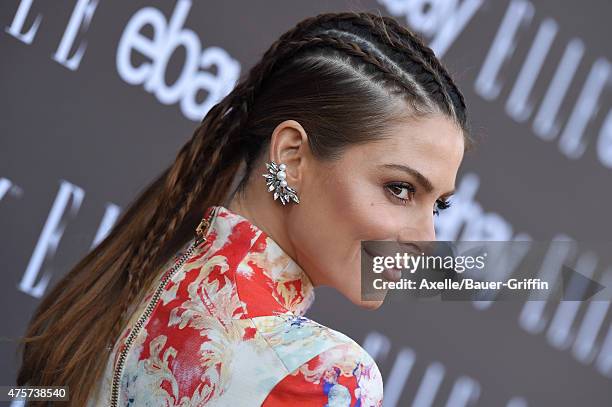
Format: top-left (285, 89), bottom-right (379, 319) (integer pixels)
top-left (17, 10), bottom-right (472, 407)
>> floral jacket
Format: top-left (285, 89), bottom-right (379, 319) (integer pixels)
top-left (87, 205), bottom-right (384, 406)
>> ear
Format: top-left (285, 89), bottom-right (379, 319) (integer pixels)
top-left (268, 120), bottom-right (311, 189)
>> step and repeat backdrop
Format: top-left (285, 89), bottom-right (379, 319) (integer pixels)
top-left (1, 0), bottom-right (611, 406)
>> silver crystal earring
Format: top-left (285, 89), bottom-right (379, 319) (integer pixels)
top-left (262, 160), bottom-right (300, 205)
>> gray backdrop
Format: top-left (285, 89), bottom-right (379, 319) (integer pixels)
top-left (1, 0), bottom-right (611, 406)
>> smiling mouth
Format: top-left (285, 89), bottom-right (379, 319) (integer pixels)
top-left (362, 241), bottom-right (428, 283)
top-left (362, 246), bottom-right (403, 282)
top-left (382, 267), bottom-right (402, 282)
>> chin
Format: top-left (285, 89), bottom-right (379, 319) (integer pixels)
top-left (354, 297), bottom-right (385, 310)
top-left (338, 285), bottom-right (387, 310)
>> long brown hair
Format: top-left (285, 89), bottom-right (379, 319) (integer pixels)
top-left (17, 11), bottom-right (473, 405)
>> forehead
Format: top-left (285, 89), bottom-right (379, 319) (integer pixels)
top-left (379, 114), bottom-right (464, 156)
top-left (345, 114), bottom-right (465, 190)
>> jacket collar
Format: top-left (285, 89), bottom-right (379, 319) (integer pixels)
top-left (199, 205), bottom-right (316, 318)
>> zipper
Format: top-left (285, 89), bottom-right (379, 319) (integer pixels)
top-left (109, 206), bottom-right (219, 407)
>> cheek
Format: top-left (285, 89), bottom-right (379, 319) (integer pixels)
top-left (288, 168), bottom-right (399, 282)
top-left (313, 166), bottom-right (398, 241)
top-left (287, 174), bottom-right (363, 271)
top-left (328, 176), bottom-right (398, 241)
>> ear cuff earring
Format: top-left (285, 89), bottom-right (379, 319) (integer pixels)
top-left (262, 161), bottom-right (300, 205)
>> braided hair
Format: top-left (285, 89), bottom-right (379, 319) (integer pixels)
top-left (17, 11), bottom-right (472, 406)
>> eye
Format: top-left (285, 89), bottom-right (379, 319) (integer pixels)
top-left (433, 198), bottom-right (452, 216)
top-left (385, 182), bottom-right (416, 204)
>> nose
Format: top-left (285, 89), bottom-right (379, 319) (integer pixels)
top-left (428, 216), bottom-right (437, 242)
top-left (398, 212), bottom-right (437, 243)
top-left (426, 212), bottom-right (437, 241)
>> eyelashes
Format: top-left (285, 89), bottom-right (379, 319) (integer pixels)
top-left (386, 182), bottom-right (416, 202)
top-left (434, 198), bottom-right (452, 216)
top-left (385, 182), bottom-right (452, 216)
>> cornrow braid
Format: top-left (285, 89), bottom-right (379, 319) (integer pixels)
top-left (114, 96), bottom-right (245, 330)
top-left (379, 17), bottom-right (458, 118)
top-left (378, 15), bottom-right (469, 124)
top-left (293, 12), bottom-right (466, 132)
top-left (267, 11), bottom-right (469, 137)
top-left (115, 99), bottom-right (243, 331)
top-left (313, 12), bottom-right (462, 126)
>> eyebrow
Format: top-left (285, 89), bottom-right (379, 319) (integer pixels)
top-left (380, 163), bottom-right (455, 198)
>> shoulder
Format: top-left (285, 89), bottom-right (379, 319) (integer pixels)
top-left (252, 313), bottom-right (384, 407)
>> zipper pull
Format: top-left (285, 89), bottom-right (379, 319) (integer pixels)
top-left (194, 207), bottom-right (217, 246)
top-left (194, 218), bottom-right (209, 246)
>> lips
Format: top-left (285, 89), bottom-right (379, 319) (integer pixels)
top-left (363, 240), bottom-right (433, 284)
top-left (382, 266), bottom-right (402, 282)
top-left (363, 244), bottom-right (408, 283)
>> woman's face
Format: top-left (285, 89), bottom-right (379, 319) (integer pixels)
top-left (286, 113), bottom-right (465, 309)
